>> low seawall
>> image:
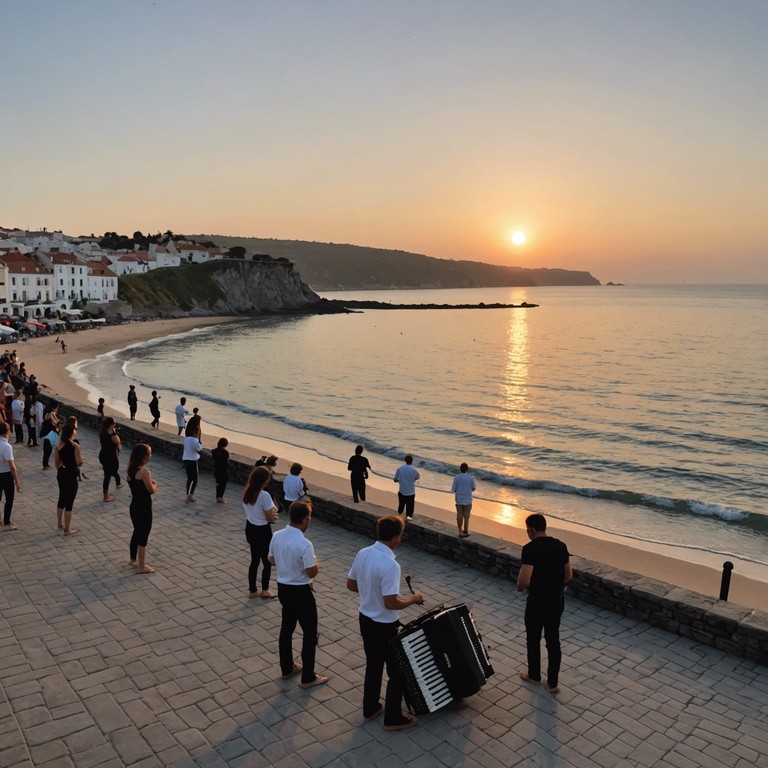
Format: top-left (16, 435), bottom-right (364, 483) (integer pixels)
top-left (61, 398), bottom-right (768, 666)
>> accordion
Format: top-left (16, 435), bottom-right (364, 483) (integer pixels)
top-left (390, 603), bottom-right (493, 714)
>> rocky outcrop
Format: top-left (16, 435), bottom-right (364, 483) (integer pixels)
top-left (118, 258), bottom-right (321, 315)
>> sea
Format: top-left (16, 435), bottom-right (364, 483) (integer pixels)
top-left (73, 284), bottom-right (768, 570)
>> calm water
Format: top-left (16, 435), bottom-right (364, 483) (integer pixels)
top-left (78, 285), bottom-right (768, 564)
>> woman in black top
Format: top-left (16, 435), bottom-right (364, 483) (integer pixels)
top-left (54, 417), bottom-right (83, 535)
top-left (40, 401), bottom-right (60, 469)
top-left (98, 417), bottom-right (122, 502)
top-left (211, 437), bottom-right (230, 503)
top-left (127, 443), bottom-right (157, 573)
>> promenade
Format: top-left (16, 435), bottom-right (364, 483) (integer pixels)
top-left (1, 425), bottom-right (767, 768)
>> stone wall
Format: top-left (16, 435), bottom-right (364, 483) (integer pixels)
top-left (62, 399), bottom-right (768, 666)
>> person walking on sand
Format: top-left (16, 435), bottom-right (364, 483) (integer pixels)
top-left (182, 421), bottom-right (203, 502)
top-left (451, 462), bottom-right (476, 538)
top-left (211, 437), bottom-right (230, 503)
top-left (243, 466), bottom-right (278, 599)
top-left (127, 385), bottom-right (138, 420)
top-left (54, 417), bottom-right (83, 536)
top-left (61, 339), bottom-right (67, 354)
top-left (348, 444), bottom-right (371, 503)
top-left (149, 391), bottom-right (161, 429)
top-left (268, 500), bottom-right (328, 689)
top-left (98, 417), bottom-right (122, 502)
top-left (394, 454), bottom-right (420, 520)
top-left (346, 515), bottom-right (424, 730)
top-left (127, 443), bottom-right (157, 574)
top-left (175, 397), bottom-right (189, 436)
top-left (0, 422), bottom-right (22, 531)
top-left (517, 513), bottom-right (572, 693)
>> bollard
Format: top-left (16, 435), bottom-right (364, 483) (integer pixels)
top-left (719, 561), bottom-right (734, 601)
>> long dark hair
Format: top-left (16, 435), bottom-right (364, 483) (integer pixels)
top-left (243, 466), bottom-right (270, 505)
top-left (99, 416), bottom-right (116, 436)
top-left (60, 418), bottom-right (77, 443)
top-left (128, 443), bottom-right (151, 481)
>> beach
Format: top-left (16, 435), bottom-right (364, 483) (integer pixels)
top-left (16, 316), bottom-right (768, 612)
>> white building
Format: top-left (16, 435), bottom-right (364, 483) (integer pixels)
top-left (0, 250), bottom-right (53, 304)
top-left (86, 263), bottom-right (119, 302)
top-left (35, 250), bottom-right (90, 301)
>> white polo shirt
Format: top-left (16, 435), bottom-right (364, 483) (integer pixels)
top-left (268, 525), bottom-right (315, 585)
top-left (243, 490), bottom-right (275, 526)
top-left (0, 438), bottom-right (13, 473)
top-left (348, 541), bottom-right (401, 623)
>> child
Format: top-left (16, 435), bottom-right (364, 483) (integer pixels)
top-left (211, 437), bottom-right (230, 503)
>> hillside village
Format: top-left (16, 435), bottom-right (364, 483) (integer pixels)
top-left (0, 227), bottom-right (229, 324)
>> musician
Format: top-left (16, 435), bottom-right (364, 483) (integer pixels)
top-left (346, 515), bottom-right (424, 731)
top-left (516, 513), bottom-right (572, 693)
top-left (268, 501), bottom-right (328, 689)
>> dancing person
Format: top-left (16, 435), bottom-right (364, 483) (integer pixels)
top-left (243, 466), bottom-right (278, 599)
top-left (268, 500), bottom-right (328, 689)
top-left (175, 397), bottom-right (189, 436)
top-left (98, 417), bottom-right (122, 502)
top-left (149, 391), bottom-right (160, 429)
top-left (127, 385), bottom-right (138, 420)
top-left (211, 437), bottom-right (230, 503)
top-left (517, 513), bottom-right (572, 693)
top-left (394, 454), bottom-right (420, 520)
top-left (348, 444), bottom-right (371, 503)
top-left (282, 462), bottom-right (307, 510)
top-left (451, 462), bottom-right (476, 538)
top-left (0, 422), bottom-right (21, 531)
top-left (40, 400), bottom-right (60, 470)
top-left (127, 443), bottom-right (157, 574)
top-left (182, 421), bottom-right (202, 502)
top-left (346, 515), bottom-right (424, 730)
top-left (54, 417), bottom-right (83, 536)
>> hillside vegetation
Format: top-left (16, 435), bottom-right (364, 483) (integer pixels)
top-left (197, 235), bottom-right (600, 290)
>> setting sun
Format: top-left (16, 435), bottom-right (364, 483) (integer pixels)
top-left (511, 230), bottom-right (527, 246)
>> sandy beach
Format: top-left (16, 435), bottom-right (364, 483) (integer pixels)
top-left (16, 317), bottom-right (768, 612)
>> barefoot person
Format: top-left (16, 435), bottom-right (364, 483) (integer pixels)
top-left (0, 422), bottom-right (22, 531)
top-left (211, 437), bottom-right (230, 503)
top-left (98, 417), bottom-right (122, 502)
top-left (347, 444), bottom-right (371, 503)
top-left (182, 421), bottom-right (203, 502)
top-left (451, 462), bottom-right (476, 538)
top-left (517, 513), bottom-right (572, 693)
top-left (127, 443), bottom-right (157, 574)
top-left (54, 417), bottom-right (83, 535)
top-left (243, 466), bottom-right (278, 599)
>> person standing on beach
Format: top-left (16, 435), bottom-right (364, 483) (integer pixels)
top-left (0, 422), bottom-right (22, 531)
top-left (243, 466), bottom-right (278, 598)
top-left (394, 454), bottom-right (420, 520)
top-left (268, 500), bottom-right (328, 689)
top-left (175, 397), bottom-right (189, 436)
top-left (182, 422), bottom-right (203, 502)
top-left (346, 515), bottom-right (424, 730)
top-left (127, 385), bottom-right (138, 420)
top-left (149, 391), bottom-right (161, 429)
top-left (451, 462), bottom-right (476, 538)
top-left (348, 445), bottom-right (371, 503)
top-left (211, 437), bottom-right (230, 503)
top-left (517, 513), bottom-right (572, 693)
top-left (54, 417), bottom-right (83, 536)
top-left (127, 443), bottom-right (157, 574)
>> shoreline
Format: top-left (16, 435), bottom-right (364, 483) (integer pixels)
top-left (18, 318), bottom-right (768, 613)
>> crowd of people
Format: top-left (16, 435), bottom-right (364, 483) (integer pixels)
top-left (0, 354), bottom-right (573, 733)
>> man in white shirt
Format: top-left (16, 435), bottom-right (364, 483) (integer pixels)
top-left (450, 462), bottom-right (477, 538)
top-left (0, 422), bottom-right (22, 530)
top-left (11, 390), bottom-right (25, 444)
top-left (175, 397), bottom-right (189, 436)
top-left (347, 515), bottom-right (424, 730)
top-left (268, 501), bottom-right (328, 689)
top-left (393, 454), bottom-right (420, 520)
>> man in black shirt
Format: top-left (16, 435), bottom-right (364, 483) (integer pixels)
top-left (516, 513), bottom-right (572, 693)
top-left (347, 444), bottom-right (371, 503)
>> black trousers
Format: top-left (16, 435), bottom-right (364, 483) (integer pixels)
top-left (351, 475), bottom-right (366, 502)
top-left (525, 594), bottom-right (565, 688)
top-left (13, 423), bottom-right (23, 443)
top-left (42, 440), bottom-right (53, 468)
top-left (359, 614), bottom-right (404, 724)
top-left (277, 583), bottom-right (318, 684)
top-left (245, 522), bottom-right (272, 592)
top-left (184, 460), bottom-right (198, 495)
top-left (397, 492), bottom-right (415, 518)
top-left (214, 472), bottom-right (228, 499)
top-left (101, 463), bottom-right (121, 493)
top-left (0, 471), bottom-right (15, 525)
top-left (129, 504), bottom-right (153, 559)
top-left (56, 470), bottom-right (79, 511)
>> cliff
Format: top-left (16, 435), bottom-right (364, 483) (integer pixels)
top-left (199, 235), bottom-right (601, 289)
top-left (118, 258), bottom-right (320, 315)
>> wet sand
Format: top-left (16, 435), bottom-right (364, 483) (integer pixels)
top-left (16, 317), bottom-right (768, 612)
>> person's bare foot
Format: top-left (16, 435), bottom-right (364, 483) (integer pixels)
top-left (186, 495), bottom-right (196, 503)
top-left (63, 529), bottom-right (78, 536)
top-left (115, 484), bottom-right (124, 490)
top-left (216, 498), bottom-right (227, 504)
top-left (1, 523), bottom-right (18, 531)
top-left (138, 564), bottom-right (155, 573)
top-left (130, 560), bottom-right (137, 566)
top-left (103, 495), bottom-right (115, 502)
top-left (260, 590), bottom-right (276, 599)
top-left (249, 591), bottom-right (260, 598)
top-left (519, 672), bottom-right (541, 685)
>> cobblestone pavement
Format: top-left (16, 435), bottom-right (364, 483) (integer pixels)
top-left (1, 425), bottom-right (767, 768)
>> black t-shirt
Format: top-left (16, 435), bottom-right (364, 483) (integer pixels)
top-left (211, 447), bottom-right (229, 476)
top-left (348, 454), bottom-right (371, 477)
top-left (521, 536), bottom-right (570, 598)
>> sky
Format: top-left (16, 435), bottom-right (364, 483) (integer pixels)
top-left (2, 0), bottom-right (767, 283)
